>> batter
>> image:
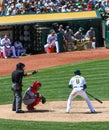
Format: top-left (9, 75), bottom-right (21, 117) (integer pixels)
top-left (66, 70), bottom-right (95, 113)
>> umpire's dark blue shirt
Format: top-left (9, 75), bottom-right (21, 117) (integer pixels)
top-left (12, 69), bottom-right (24, 85)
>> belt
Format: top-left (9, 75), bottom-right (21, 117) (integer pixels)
top-left (73, 86), bottom-right (83, 88)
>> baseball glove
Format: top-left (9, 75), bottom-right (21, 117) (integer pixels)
top-left (42, 96), bottom-right (46, 104)
top-left (32, 70), bottom-right (38, 75)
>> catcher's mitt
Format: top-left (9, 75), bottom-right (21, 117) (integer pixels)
top-left (42, 96), bottom-right (46, 104)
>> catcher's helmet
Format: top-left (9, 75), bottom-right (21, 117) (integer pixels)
top-left (16, 62), bottom-right (25, 70)
top-left (32, 81), bottom-right (42, 88)
top-left (74, 70), bottom-right (81, 75)
top-left (32, 81), bottom-right (42, 91)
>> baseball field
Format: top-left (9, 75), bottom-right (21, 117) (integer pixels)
top-left (0, 47), bottom-right (109, 129)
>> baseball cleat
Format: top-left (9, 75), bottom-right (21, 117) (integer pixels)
top-left (66, 112), bottom-right (70, 114)
top-left (91, 110), bottom-right (96, 114)
top-left (12, 109), bottom-right (16, 111)
top-left (16, 109), bottom-right (24, 113)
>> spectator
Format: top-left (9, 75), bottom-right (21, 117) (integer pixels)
top-left (98, 4), bottom-right (107, 19)
top-left (1, 0), bottom-right (107, 16)
top-left (75, 0), bottom-right (84, 10)
top-left (104, 2), bottom-right (109, 14)
top-left (37, 0), bottom-right (44, 9)
top-left (14, 39), bottom-right (26, 57)
top-left (94, 0), bottom-right (102, 10)
top-left (28, 1), bottom-right (36, 14)
top-left (15, 0), bottom-right (23, 10)
top-left (86, 0), bottom-right (93, 11)
top-left (102, 0), bottom-right (108, 10)
top-left (1, 34), bottom-right (17, 58)
top-left (61, 5), bottom-right (68, 12)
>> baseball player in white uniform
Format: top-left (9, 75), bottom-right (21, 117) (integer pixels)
top-left (44, 30), bottom-right (59, 54)
top-left (66, 70), bottom-right (95, 113)
top-left (1, 35), bottom-right (17, 58)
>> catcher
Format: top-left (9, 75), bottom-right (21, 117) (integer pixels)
top-left (23, 81), bottom-right (46, 111)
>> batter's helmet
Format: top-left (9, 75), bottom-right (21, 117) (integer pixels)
top-left (16, 62), bottom-right (25, 70)
top-left (74, 70), bottom-right (81, 75)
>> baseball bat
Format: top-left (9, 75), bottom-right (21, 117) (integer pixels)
top-left (86, 91), bottom-right (103, 104)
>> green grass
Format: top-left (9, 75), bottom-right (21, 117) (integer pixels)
top-left (0, 58), bottom-right (109, 129)
top-left (0, 119), bottom-right (109, 130)
top-left (0, 58), bottom-right (109, 104)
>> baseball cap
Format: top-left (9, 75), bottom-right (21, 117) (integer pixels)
top-left (74, 70), bottom-right (81, 75)
top-left (50, 29), bottom-right (55, 34)
top-left (90, 27), bottom-right (94, 30)
top-left (16, 62), bottom-right (25, 70)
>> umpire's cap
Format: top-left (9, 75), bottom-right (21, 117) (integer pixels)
top-left (16, 62), bottom-right (25, 70)
top-left (74, 70), bottom-right (81, 75)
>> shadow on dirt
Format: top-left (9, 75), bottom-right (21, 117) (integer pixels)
top-left (24, 109), bottom-right (52, 113)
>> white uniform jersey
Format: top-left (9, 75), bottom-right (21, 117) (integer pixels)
top-left (1, 38), bottom-right (11, 46)
top-left (69, 75), bottom-right (86, 90)
top-left (44, 33), bottom-right (59, 53)
top-left (66, 74), bottom-right (95, 113)
top-left (47, 34), bottom-right (57, 44)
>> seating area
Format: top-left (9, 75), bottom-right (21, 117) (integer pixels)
top-left (0, 0), bottom-right (108, 20)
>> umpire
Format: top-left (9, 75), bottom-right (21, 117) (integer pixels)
top-left (11, 62), bottom-right (37, 113)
